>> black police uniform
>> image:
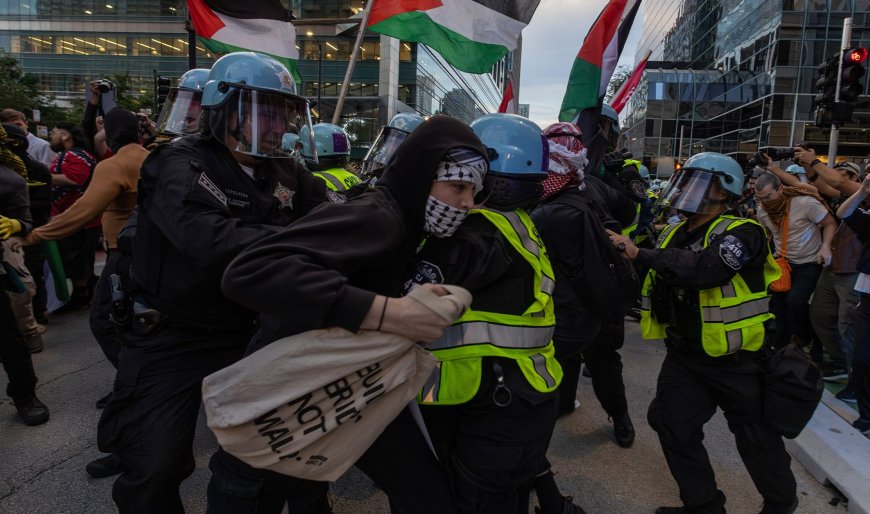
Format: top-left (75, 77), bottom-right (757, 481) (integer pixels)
top-left (96, 134), bottom-right (326, 514)
top-left (405, 213), bottom-right (559, 514)
top-left (635, 215), bottom-right (797, 513)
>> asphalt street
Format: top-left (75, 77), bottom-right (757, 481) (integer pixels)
top-left (0, 310), bottom-right (851, 514)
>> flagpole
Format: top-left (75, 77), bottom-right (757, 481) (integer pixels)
top-left (331, 0), bottom-right (373, 125)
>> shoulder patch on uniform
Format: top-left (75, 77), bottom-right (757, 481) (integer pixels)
top-left (718, 234), bottom-right (751, 271)
top-left (326, 190), bottom-right (347, 204)
top-left (402, 260), bottom-right (444, 294)
top-left (197, 172), bottom-right (227, 206)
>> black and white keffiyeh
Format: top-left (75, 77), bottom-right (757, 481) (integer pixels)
top-left (435, 147), bottom-right (487, 194)
top-left (422, 195), bottom-right (468, 238)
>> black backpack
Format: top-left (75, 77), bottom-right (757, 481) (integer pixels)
top-left (537, 191), bottom-right (639, 316)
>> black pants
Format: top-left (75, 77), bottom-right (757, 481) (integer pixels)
top-left (554, 318), bottom-right (628, 418)
top-left (770, 262), bottom-right (822, 348)
top-left (58, 225), bottom-right (101, 286)
top-left (647, 344), bottom-right (796, 511)
top-left (97, 323), bottom-right (252, 514)
top-left (853, 293), bottom-right (870, 424)
top-left (88, 250), bottom-right (128, 368)
top-left (0, 290), bottom-right (37, 402)
top-left (207, 406), bottom-right (457, 514)
top-left (421, 359), bottom-right (558, 514)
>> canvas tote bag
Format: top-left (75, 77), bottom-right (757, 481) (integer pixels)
top-left (202, 285), bottom-right (472, 482)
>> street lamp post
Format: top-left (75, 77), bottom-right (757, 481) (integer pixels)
top-left (316, 39), bottom-right (323, 123)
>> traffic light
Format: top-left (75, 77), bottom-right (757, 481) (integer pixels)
top-left (814, 58), bottom-right (838, 107)
top-left (155, 76), bottom-right (172, 115)
top-left (839, 47), bottom-right (867, 103)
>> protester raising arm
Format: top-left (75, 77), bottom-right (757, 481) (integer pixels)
top-left (795, 147), bottom-right (861, 197)
top-left (838, 176), bottom-right (870, 220)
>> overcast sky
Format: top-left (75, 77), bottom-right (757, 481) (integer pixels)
top-left (520, 0), bottom-right (645, 128)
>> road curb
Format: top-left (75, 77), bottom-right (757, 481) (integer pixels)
top-left (785, 391), bottom-right (870, 514)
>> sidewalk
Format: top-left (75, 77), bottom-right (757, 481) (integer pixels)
top-left (786, 390), bottom-right (870, 514)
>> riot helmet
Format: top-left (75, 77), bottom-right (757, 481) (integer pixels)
top-left (299, 123), bottom-right (350, 165)
top-left (155, 68), bottom-right (209, 136)
top-left (362, 112), bottom-right (425, 178)
top-left (201, 52), bottom-right (314, 160)
top-left (655, 152), bottom-right (744, 215)
top-left (471, 113), bottom-right (548, 211)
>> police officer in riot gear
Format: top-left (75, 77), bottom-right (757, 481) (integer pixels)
top-left (407, 113), bottom-right (582, 514)
top-left (154, 68), bottom-right (210, 138)
top-left (299, 122), bottom-right (362, 195)
top-left (96, 52), bottom-right (327, 514)
top-left (608, 152), bottom-right (798, 514)
top-left (361, 112), bottom-right (425, 180)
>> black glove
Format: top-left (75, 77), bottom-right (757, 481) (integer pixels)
top-left (619, 166), bottom-right (648, 203)
top-left (603, 151), bottom-right (625, 174)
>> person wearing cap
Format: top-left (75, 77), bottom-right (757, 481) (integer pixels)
top-left (608, 152), bottom-right (797, 514)
top-left (206, 114), bottom-right (488, 514)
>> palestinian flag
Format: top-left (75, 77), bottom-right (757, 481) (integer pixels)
top-left (558, 0), bottom-right (641, 123)
top-left (368, 0), bottom-right (540, 74)
top-left (611, 49), bottom-right (651, 113)
top-left (187, 0), bottom-right (301, 83)
top-left (498, 78), bottom-right (516, 114)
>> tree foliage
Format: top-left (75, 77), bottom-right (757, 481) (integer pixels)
top-left (604, 65), bottom-right (632, 104)
top-left (0, 52), bottom-right (155, 129)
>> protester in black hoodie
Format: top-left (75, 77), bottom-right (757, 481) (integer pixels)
top-left (207, 115), bottom-right (488, 514)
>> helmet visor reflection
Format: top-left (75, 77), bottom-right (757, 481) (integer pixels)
top-left (156, 89), bottom-right (203, 136)
top-left (654, 168), bottom-right (725, 215)
top-left (213, 87), bottom-right (313, 159)
top-left (362, 126), bottom-right (408, 177)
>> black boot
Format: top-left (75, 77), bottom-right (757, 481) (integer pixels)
top-left (86, 453), bottom-right (124, 478)
top-left (15, 396), bottom-right (50, 426)
top-left (611, 410), bottom-right (635, 448)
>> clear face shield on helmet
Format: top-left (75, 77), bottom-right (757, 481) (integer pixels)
top-left (212, 85), bottom-right (315, 160)
top-left (654, 168), bottom-right (733, 215)
top-left (156, 89), bottom-right (204, 136)
top-left (361, 126), bottom-right (409, 178)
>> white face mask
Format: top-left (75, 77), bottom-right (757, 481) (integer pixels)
top-left (422, 195), bottom-right (468, 238)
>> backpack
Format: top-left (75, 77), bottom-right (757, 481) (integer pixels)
top-left (537, 191), bottom-right (639, 316)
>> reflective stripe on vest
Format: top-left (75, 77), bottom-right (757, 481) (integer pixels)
top-left (313, 168), bottom-right (361, 191)
top-left (419, 208), bottom-right (562, 405)
top-left (639, 215), bottom-right (780, 356)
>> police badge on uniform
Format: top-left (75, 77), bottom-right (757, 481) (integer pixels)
top-left (273, 182), bottom-right (295, 209)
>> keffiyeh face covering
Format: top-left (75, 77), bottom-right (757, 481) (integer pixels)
top-left (423, 147), bottom-right (487, 238)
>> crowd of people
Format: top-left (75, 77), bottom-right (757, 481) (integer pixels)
top-left (1, 51), bottom-right (869, 514)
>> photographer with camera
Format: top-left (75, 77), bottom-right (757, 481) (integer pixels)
top-left (83, 80), bottom-right (117, 161)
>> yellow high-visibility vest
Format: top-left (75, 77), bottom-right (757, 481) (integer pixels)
top-left (312, 168), bottom-right (361, 191)
top-left (418, 208), bottom-right (562, 405)
top-left (640, 215), bottom-right (780, 356)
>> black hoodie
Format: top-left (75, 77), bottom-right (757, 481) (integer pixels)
top-left (221, 115), bottom-right (487, 348)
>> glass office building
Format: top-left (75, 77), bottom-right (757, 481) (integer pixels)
top-left (0, 0), bottom-right (508, 146)
top-left (622, 0), bottom-right (870, 175)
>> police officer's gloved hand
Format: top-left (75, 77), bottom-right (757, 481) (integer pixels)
top-left (619, 166), bottom-right (648, 203)
top-left (603, 151), bottom-right (625, 174)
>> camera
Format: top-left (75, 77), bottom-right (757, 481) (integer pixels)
top-left (747, 146), bottom-right (803, 168)
top-left (95, 79), bottom-right (115, 94)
